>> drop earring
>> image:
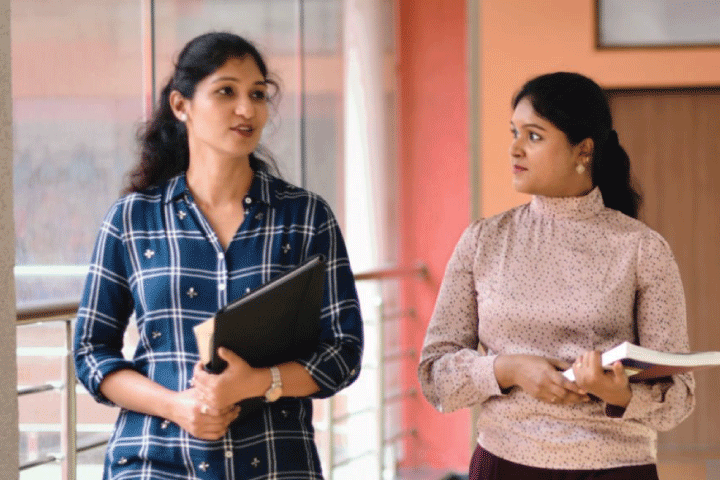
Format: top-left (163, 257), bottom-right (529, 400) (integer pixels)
top-left (179, 113), bottom-right (187, 122)
top-left (576, 163), bottom-right (586, 174)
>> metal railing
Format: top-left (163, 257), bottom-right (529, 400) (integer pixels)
top-left (17, 303), bottom-right (79, 480)
top-left (16, 263), bottom-right (428, 480)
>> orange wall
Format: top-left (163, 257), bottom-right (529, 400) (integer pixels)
top-left (397, 0), bottom-right (470, 472)
top-left (479, 0), bottom-right (720, 216)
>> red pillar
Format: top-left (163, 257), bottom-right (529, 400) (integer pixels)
top-left (396, 0), bottom-right (471, 472)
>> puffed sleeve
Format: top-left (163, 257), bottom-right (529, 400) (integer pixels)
top-left (418, 221), bottom-right (503, 413)
top-left (618, 231), bottom-right (695, 430)
top-left (74, 201), bottom-right (135, 406)
top-left (294, 198), bottom-right (363, 398)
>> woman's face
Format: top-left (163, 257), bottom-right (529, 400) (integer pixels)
top-left (509, 97), bottom-right (592, 197)
top-left (180, 56), bottom-right (269, 163)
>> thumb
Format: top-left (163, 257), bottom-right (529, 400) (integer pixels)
top-left (217, 347), bottom-right (239, 361)
top-left (547, 357), bottom-right (572, 371)
top-left (611, 361), bottom-right (628, 379)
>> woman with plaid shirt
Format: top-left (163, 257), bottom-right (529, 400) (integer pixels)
top-left (74, 32), bottom-right (363, 479)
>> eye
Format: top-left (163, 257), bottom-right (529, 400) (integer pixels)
top-left (529, 131), bottom-right (542, 141)
top-left (510, 127), bottom-right (518, 139)
top-left (251, 89), bottom-right (268, 101)
top-left (218, 86), bottom-right (235, 96)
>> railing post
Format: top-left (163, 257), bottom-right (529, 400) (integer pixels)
top-left (61, 319), bottom-right (77, 480)
top-left (327, 395), bottom-right (335, 480)
top-left (376, 299), bottom-right (385, 480)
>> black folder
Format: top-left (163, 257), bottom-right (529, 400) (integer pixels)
top-left (192, 254), bottom-right (326, 420)
top-left (194, 253), bottom-right (326, 372)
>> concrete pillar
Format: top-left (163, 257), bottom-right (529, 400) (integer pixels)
top-left (0, 0), bottom-right (19, 477)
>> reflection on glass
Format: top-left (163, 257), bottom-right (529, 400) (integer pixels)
top-left (12, 0), bottom-right (143, 305)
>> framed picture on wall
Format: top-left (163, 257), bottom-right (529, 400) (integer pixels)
top-left (596, 0), bottom-right (720, 49)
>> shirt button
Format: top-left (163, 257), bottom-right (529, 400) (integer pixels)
top-left (244, 197), bottom-right (252, 205)
top-left (218, 284), bottom-right (226, 291)
top-left (217, 252), bottom-right (224, 259)
top-left (245, 287), bottom-right (251, 293)
top-left (177, 210), bottom-right (187, 220)
top-left (161, 419), bottom-right (170, 429)
top-left (152, 331), bottom-right (161, 339)
top-left (225, 450), bottom-right (233, 458)
top-left (198, 461), bottom-right (209, 472)
top-left (118, 457), bottom-right (127, 465)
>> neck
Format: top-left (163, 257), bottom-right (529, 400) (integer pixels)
top-left (186, 152), bottom-right (254, 207)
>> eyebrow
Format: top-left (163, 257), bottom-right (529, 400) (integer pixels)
top-left (510, 121), bottom-right (547, 131)
top-left (211, 76), bottom-right (267, 86)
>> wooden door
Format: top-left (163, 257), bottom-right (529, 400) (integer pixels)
top-left (608, 89), bottom-right (720, 459)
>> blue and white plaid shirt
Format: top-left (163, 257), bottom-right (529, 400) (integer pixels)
top-left (74, 170), bottom-right (363, 479)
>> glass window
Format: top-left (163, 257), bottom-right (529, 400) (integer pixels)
top-left (12, 0), bottom-right (144, 306)
top-left (598, 0), bottom-right (720, 47)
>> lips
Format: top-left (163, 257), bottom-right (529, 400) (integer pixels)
top-left (232, 125), bottom-right (254, 138)
top-left (513, 165), bottom-right (527, 174)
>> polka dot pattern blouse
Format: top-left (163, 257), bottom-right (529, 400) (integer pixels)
top-left (418, 187), bottom-right (695, 470)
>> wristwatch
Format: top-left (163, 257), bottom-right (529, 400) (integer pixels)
top-left (264, 366), bottom-right (283, 402)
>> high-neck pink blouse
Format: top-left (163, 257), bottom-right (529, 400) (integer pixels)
top-left (418, 187), bottom-right (695, 469)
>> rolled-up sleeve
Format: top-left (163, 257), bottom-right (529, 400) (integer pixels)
top-left (74, 203), bottom-right (135, 406)
top-left (295, 201), bottom-right (363, 398)
top-left (418, 222), bottom-right (503, 413)
top-left (619, 231), bottom-right (695, 430)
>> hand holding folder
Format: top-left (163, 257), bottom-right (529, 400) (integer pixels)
top-left (192, 254), bottom-right (326, 420)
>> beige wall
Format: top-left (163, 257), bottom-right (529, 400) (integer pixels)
top-left (1, 0), bottom-right (19, 476)
top-left (478, 0), bottom-right (720, 216)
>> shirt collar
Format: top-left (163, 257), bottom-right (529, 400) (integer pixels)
top-left (164, 170), bottom-right (277, 207)
top-left (529, 186), bottom-right (605, 220)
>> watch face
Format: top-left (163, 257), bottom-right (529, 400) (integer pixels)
top-left (265, 386), bottom-right (282, 402)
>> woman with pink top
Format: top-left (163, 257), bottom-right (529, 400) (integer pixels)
top-left (419, 72), bottom-right (695, 480)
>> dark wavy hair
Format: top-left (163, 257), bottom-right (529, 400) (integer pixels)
top-left (125, 32), bottom-right (280, 193)
top-left (512, 72), bottom-right (641, 218)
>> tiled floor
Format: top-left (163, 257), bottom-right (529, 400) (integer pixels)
top-left (396, 467), bottom-right (468, 480)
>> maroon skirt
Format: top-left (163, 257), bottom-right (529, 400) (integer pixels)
top-left (469, 445), bottom-right (659, 480)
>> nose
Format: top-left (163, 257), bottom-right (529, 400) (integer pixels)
top-left (235, 95), bottom-right (255, 119)
top-left (509, 137), bottom-right (523, 158)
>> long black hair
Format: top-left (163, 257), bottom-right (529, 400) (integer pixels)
top-left (512, 72), bottom-right (641, 218)
top-left (126, 32), bottom-right (280, 193)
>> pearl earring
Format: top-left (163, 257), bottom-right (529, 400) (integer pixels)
top-left (179, 113), bottom-right (187, 122)
top-left (576, 163), bottom-right (586, 174)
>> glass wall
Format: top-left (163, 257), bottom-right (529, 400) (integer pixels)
top-left (13, 0), bottom-right (350, 307)
top-left (12, 0), bottom-right (144, 306)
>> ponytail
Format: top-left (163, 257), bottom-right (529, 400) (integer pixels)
top-left (592, 130), bottom-right (642, 219)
